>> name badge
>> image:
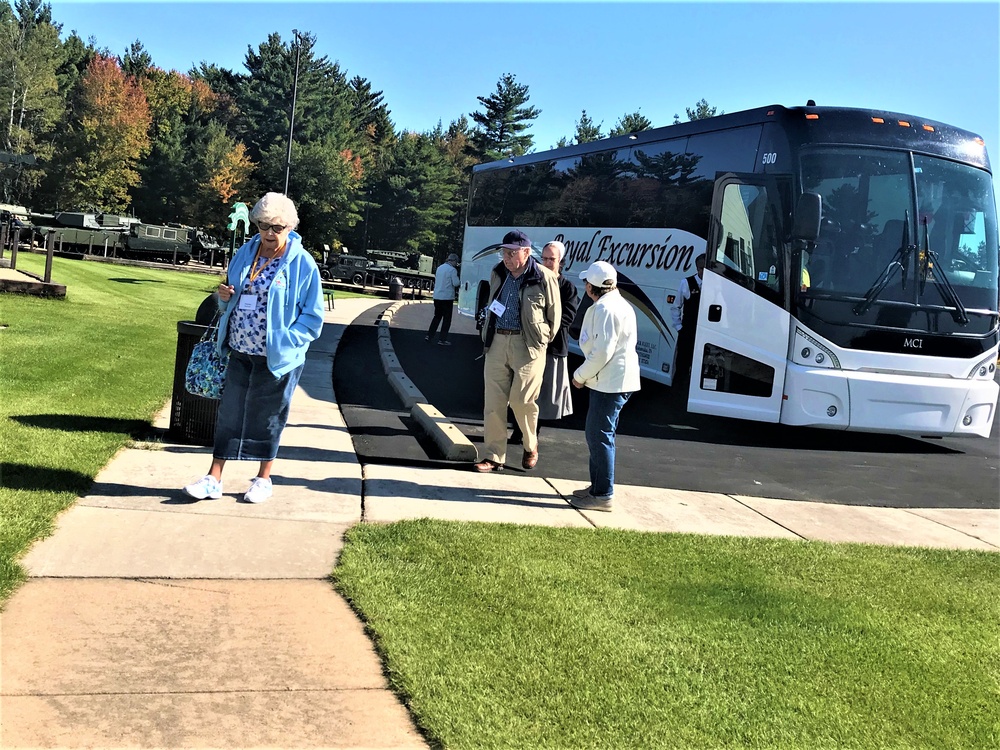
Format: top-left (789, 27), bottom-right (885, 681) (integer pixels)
top-left (580, 329), bottom-right (590, 344)
top-left (488, 299), bottom-right (506, 317)
top-left (238, 294), bottom-right (258, 311)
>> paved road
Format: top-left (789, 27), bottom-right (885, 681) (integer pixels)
top-left (333, 302), bottom-right (999, 510)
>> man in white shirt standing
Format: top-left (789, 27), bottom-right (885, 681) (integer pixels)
top-left (426, 253), bottom-right (461, 346)
top-left (669, 253), bottom-right (705, 386)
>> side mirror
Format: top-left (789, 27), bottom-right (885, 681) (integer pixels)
top-left (792, 192), bottom-right (822, 242)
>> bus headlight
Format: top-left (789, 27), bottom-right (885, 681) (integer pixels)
top-left (968, 354), bottom-right (998, 380)
top-left (793, 328), bottom-right (840, 369)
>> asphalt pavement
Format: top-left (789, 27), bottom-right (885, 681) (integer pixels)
top-left (362, 302), bottom-right (1000, 509)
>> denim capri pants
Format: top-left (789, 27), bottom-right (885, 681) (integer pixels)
top-left (213, 350), bottom-right (304, 461)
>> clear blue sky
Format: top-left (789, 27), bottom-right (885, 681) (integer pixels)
top-left (48, 1), bottom-right (999, 172)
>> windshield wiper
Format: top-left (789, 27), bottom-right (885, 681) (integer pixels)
top-left (918, 219), bottom-right (969, 326)
top-left (853, 213), bottom-right (913, 316)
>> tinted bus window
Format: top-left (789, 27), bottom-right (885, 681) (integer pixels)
top-left (552, 149), bottom-right (631, 227)
top-left (623, 138), bottom-right (693, 230)
top-left (683, 126), bottom-right (764, 239)
top-left (468, 169), bottom-right (512, 226)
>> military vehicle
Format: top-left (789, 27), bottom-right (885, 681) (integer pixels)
top-left (321, 254), bottom-right (374, 285)
top-left (31, 211), bottom-right (131, 257)
top-left (28, 212), bottom-right (220, 265)
top-left (366, 249), bottom-right (436, 290)
top-left (121, 222), bottom-right (196, 263)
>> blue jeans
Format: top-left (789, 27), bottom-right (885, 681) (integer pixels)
top-left (585, 390), bottom-right (632, 498)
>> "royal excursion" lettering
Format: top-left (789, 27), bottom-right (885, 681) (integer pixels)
top-left (554, 230), bottom-right (696, 274)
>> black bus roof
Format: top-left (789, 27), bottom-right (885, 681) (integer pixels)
top-left (475, 104), bottom-right (991, 173)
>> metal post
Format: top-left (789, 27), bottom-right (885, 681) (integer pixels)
top-left (10, 228), bottom-right (19, 269)
top-left (104, 238), bottom-right (109, 257)
top-left (283, 30), bottom-right (302, 196)
top-left (0, 223), bottom-right (7, 261)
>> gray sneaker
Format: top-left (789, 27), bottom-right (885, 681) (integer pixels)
top-left (567, 492), bottom-right (613, 512)
top-left (572, 487), bottom-right (593, 499)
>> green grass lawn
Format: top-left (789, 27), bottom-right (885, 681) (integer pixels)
top-left (335, 519), bottom-right (1000, 750)
top-left (0, 254), bottom-right (224, 603)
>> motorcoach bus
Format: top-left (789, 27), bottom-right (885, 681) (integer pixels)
top-left (458, 104), bottom-right (998, 438)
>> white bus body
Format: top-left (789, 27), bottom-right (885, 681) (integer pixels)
top-left (459, 105), bottom-right (999, 438)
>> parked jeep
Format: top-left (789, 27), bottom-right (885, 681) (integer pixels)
top-left (322, 254), bottom-right (372, 285)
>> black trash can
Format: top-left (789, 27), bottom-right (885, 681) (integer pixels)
top-left (169, 321), bottom-right (221, 446)
top-left (389, 276), bottom-right (404, 300)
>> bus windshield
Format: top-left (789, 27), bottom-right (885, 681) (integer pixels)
top-left (799, 148), bottom-right (998, 337)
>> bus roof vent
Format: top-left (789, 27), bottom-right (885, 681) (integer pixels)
top-left (806, 99), bottom-right (816, 106)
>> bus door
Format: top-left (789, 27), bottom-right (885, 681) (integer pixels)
top-left (689, 173), bottom-right (792, 422)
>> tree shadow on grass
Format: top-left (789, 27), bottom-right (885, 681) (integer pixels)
top-left (0, 462), bottom-right (92, 494)
top-left (11, 414), bottom-right (156, 439)
top-left (108, 278), bottom-right (166, 284)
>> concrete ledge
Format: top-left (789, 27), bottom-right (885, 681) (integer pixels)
top-left (410, 403), bottom-right (478, 462)
top-left (0, 269), bottom-right (66, 298)
top-left (383, 351), bottom-right (402, 373)
top-left (387, 369), bottom-right (426, 409)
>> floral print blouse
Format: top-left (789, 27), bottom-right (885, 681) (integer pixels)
top-left (228, 258), bottom-right (281, 356)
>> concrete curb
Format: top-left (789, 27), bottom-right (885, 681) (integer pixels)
top-left (411, 403), bottom-right (478, 461)
top-left (379, 301), bottom-right (429, 410)
top-left (378, 299), bottom-right (478, 461)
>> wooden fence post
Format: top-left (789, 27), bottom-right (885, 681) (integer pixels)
top-left (44, 230), bottom-right (55, 282)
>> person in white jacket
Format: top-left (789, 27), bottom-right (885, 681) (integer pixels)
top-left (570, 260), bottom-right (641, 511)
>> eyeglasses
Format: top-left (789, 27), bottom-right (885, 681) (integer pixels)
top-left (540, 255), bottom-right (559, 263)
top-left (257, 222), bottom-right (288, 233)
top-left (501, 247), bottom-right (527, 257)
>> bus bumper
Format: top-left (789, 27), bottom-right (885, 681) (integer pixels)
top-left (780, 365), bottom-right (998, 438)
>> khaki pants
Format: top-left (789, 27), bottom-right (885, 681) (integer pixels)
top-left (481, 332), bottom-right (545, 463)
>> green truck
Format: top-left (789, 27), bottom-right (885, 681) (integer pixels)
top-left (321, 250), bottom-right (437, 290)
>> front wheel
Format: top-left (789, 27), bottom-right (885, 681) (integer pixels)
top-left (320, 268), bottom-right (332, 280)
top-left (352, 272), bottom-right (365, 286)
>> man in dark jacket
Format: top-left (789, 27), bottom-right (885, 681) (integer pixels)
top-left (474, 230), bottom-right (561, 473)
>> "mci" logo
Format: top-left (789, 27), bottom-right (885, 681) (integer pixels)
top-left (904, 338), bottom-right (924, 349)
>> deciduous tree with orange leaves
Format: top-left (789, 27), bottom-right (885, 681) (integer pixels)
top-left (48, 55), bottom-right (150, 212)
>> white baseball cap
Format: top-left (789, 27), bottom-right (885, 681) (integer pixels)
top-left (579, 260), bottom-right (617, 288)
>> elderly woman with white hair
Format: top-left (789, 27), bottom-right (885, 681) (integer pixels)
top-left (183, 192), bottom-right (325, 504)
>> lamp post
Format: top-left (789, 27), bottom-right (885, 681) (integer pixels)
top-left (283, 30), bottom-right (302, 196)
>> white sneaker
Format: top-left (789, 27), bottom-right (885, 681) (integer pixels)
top-left (183, 475), bottom-right (223, 500)
top-left (244, 477), bottom-right (273, 503)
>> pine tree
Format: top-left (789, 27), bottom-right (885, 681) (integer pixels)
top-left (574, 109), bottom-right (603, 144)
top-left (470, 73), bottom-right (539, 161)
top-left (609, 111), bottom-right (653, 136)
top-left (673, 98), bottom-right (721, 124)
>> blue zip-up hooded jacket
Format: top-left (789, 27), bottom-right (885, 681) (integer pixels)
top-left (215, 231), bottom-right (324, 377)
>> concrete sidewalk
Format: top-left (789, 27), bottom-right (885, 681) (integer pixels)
top-left (1, 298), bottom-right (427, 749)
top-left (2, 296), bottom-right (997, 749)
